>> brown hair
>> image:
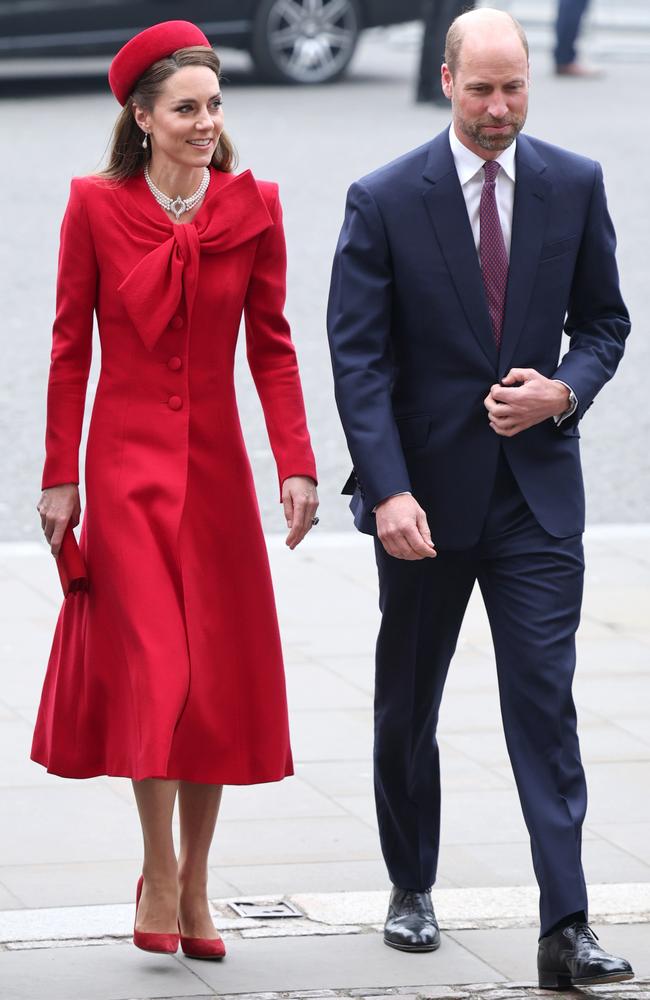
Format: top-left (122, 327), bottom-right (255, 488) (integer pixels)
top-left (445, 10), bottom-right (529, 78)
top-left (99, 45), bottom-right (237, 182)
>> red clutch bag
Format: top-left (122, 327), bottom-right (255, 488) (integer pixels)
top-left (56, 524), bottom-right (88, 596)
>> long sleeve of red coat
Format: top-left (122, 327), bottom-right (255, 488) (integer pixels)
top-left (42, 179), bottom-right (97, 489)
top-left (244, 185), bottom-right (317, 495)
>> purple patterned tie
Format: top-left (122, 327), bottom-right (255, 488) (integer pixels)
top-left (480, 160), bottom-right (509, 349)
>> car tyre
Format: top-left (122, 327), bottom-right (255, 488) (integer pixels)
top-left (251, 0), bottom-right (362, 84)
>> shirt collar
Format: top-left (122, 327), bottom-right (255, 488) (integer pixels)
top-left (448, 123), bottom-right (517, 186)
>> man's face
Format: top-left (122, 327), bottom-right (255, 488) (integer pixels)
top-left (442, 31), bottom-right (529, 158)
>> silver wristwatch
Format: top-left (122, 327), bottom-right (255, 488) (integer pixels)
top-left (565, 386), bottom-right (578, 418)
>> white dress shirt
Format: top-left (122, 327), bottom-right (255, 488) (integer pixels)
top-left (448, 123), bottom-right (517, 258)
top-left (448, 123), bottom-right (577, 426)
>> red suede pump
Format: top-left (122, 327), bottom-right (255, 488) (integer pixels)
top-left (179, 924), bottom-right (226, 960)
top-left (133, 876), bottom-right (179, 954)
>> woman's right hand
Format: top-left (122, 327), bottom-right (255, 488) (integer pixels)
top-left (37, 484), bottom-right (81, 557)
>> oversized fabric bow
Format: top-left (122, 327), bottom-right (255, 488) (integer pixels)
top-left (118, 170), bottom-right (273, 351)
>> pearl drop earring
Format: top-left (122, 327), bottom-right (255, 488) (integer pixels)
top-left (142, 133), bottom-right (149, 150)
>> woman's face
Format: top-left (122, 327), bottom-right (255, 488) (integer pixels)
top-left (135, 65), bottom-right (224, 171)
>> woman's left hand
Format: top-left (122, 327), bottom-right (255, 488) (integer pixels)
top-left (282, 476), bottom-right (319, 550)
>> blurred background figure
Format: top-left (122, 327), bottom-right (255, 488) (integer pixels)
top-left (416, 0), bottom-right (476, 104)
top-left (555, 0), bottom-right (602, 76)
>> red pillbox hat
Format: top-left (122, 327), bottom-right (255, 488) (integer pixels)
top-left (109, 20), bottom-right (212, 105)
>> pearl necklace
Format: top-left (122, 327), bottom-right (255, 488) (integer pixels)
top-left (144, 164), bottom-right (210, 221)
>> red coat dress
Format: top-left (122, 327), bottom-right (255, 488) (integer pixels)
top-left (31, 167), bottom-right (317, 784)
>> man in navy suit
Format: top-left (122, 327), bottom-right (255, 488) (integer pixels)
top-left (327, 7), bottom-right (633, 986)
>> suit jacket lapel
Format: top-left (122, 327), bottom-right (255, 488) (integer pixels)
top-left (499, 136), bottom-right (551, 374)
top-left (422, 133), bottom-right (498, 369)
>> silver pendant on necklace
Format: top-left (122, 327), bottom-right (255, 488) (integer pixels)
top-left (144, 165), bottom-right (210, 221)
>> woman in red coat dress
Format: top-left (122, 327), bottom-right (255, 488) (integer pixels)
top-left (33, 20), bottom-right (318, 959)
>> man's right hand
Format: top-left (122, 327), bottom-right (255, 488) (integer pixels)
top-left (375, 494), bottom-right (437, 561)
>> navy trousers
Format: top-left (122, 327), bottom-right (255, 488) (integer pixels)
top-left (555, 0), bottom-right (591, 66)
top-left (373, 454), bottom-right (588, 936)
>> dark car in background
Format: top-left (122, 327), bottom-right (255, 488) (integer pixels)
top-left (0, 0), bottom-right (422, 84)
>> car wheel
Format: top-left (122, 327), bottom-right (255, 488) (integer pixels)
top-left (252, 0), bottom-right (362, 85)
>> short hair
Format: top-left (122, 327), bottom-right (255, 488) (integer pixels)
top-left (445, 10), bottom-right (529, 77)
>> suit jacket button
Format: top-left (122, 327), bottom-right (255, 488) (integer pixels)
top-left (167, 356), bottom-right (182, 371)
top-left (168, 395), bottom-right (183, 411)
top-left (170, 315), bottom-right (184, 330)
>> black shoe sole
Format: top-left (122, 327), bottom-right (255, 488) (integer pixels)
top-left (538, 970), bottom-right (634, 989)
top-left (383, 936), bottom-right (441, 953)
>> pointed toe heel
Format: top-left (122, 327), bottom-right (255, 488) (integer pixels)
top-left (133, 876), bottom-right (180, 955)
top-left (179, 926), bottom-right (226, 960)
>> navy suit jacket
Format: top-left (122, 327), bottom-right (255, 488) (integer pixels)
top-left (327, 129), bottom-right (630, 549)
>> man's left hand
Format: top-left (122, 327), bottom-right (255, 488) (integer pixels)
top-left (484, 368), bottom-right (571, 437)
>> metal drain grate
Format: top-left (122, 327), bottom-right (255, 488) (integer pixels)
top-left (228, 899), bottom-right (304, 919)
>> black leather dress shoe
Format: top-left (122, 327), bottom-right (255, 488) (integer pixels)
top-left (383, 887), bottom-right (440, 952)
top-left (538, 922), bottom-right (634, 988)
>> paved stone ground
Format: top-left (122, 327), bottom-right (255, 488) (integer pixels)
top-left (136, 984), bottom-right (650, 1000)
top-left (116, 983), bottom-right (650, 1000)
top-left (145, 985), bottom-right (650, 1000)
top-left (0, 528), bottom-right (648, 997)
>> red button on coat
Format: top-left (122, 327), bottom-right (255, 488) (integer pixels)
top-left (167, 356), bottom-right (182, 371)
top-left (168, 395), bottom-right (183, 411)
top-left (170, 315), bottom-right (183, 330)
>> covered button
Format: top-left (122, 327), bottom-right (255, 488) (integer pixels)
top-left (168, 395), bottom-right (183, 411)
top-left (167, 356), bottom-right (182, 371)
top-left (170, 315), bottom-right (184, 330)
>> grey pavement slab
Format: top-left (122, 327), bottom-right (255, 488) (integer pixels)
top-left (575, 636), bottom-right (650, 676)
top-left (574, 676), bottom-right (650, 719)
top-left (439, 790), bottom-right (531, 846)
top-left (0, 943), bottom-right (214, 1000)
top-left (585, 823), bottom-right (650, 867)
top-left (447, 923), bottom-right (650, 982)
top-left (285, 663), bottom-right (371, 711)
top-left (438, 843), bottom-right (537, 890)
top-left (614, 718), bottom-right (650, 746)
top-left (217, 779), bottom-right (347, 823)
top-left (290, 709), bottom-right (374, 763)
top-left (210, 816), bottom-right (381, 868)
top-left (1, 783), bottom-right (143, 867)
top-left (0, 860), bottom-right (239, 910)
top-left (435, 751), bottom-right (512, 793)
top-left (566, 725), bottom-right (650, 764)
top-left (581, 764), bottom-right (650, 825)
top-left (0, 882), bottom-right (23, 911)
top-left (581, 839), bottom-right (650, 885)
top-left (214, 860), bottom-right (392, 896)
top-left (175, 932), bottom-right (504, 993)
top-left (0, 932), bottom-right (504, 1000)
top-left (308, 656), bottom-right (375, 695)
top-left (0, 716), bottom-right (53, 787)
top-left (297, 761), bottom-right (375, 800)
top-left (437, 689), bottom-right (506, 733)
top-left (0, 860), bottom-right (140, 910)
top-left (437, 835), bottom-right (650, 890)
